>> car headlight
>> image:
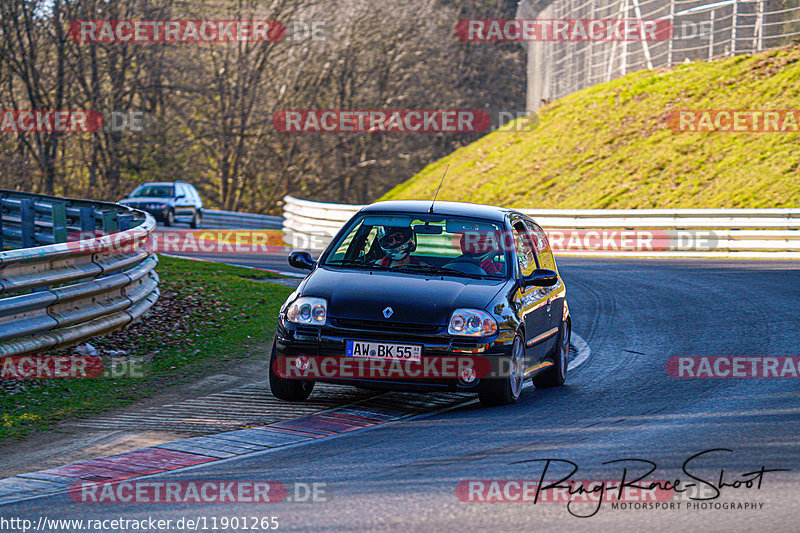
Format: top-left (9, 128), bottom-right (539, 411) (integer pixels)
top-left (448, 308), bottom-right (497, 336)
top-left (286, 296), bottom-right (327, 325)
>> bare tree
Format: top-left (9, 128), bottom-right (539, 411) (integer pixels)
top-left (0, 0), bottom-right (525, 210)
top-left (0, 0), bottom-right (72, 194)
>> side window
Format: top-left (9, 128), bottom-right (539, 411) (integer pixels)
top-left (512, 222), bottom-right (537, 277)
top-left (330, 224), bottom-right (375, 262)
top-left (525, 220), bottom-right (556, 271)
top-left (175, 183), bottom-right (185, 198)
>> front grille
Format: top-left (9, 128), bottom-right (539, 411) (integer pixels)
top-left (451, 339), bottom-right (480, 349)
top-left (293, 326), bottom-right (320, 340)
top-left (451, 339), bottom-right (489, 353)
top-left (331, 318), bottom-right (440, 334)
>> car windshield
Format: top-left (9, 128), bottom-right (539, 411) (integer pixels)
top-left (130, 185), bottom-right (174, 198)
top-left (323, 213), bottom-right (510, 279)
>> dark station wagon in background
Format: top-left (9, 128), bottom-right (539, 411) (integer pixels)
top-left (270, 200), bottom-right (571, 406)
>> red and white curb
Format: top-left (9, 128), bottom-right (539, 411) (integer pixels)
top-left (0, 334), bottom-right (589, 505)
top-left (0, 391), bottom-right (469, 505)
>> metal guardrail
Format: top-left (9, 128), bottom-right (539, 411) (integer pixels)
top-left (201, 209), bottom-right (283, 230)
top-left (281, 195), bottom-right (800, 258)
top-left (0, 190), bottom-right (159, 358)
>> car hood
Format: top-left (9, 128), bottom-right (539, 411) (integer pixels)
top-left (300, 267), bottom-right (508, 325)
top-left (118, 196), bottom-right (172, 204)
top-left (120, 196), bottom-right (172, 204)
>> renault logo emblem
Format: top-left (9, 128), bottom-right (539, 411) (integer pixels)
top-left (383, 307), bottom-right (393, 318)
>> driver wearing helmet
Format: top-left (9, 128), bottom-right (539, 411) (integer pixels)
top-left (376, 226), bottom-right (420, 267)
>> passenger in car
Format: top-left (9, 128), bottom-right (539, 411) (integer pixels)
top-left (459, 231), bottom-right (505, 275)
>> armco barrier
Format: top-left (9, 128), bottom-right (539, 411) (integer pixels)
top-left (201, 209), bottom-right (283, 230)
top-left (281, 195), bottom-right (800, 258)
top-left (0, 190), bottom-right (159, 358)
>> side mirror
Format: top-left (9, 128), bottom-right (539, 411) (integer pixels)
top-left (521, 268), bottom-right (558, 288)
top-left (288, 251), bottom-right (315, 271)
top-left (175, 194), bottom-right (186, 199)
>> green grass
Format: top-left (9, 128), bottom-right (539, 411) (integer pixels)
top-left (382, 44), bottom-right (800, 209)
top-left (0, 256), bottom-right (292, 442)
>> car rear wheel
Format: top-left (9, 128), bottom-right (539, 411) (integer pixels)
top-left (190, 210), bottom-right (201, 229)
top-left (164, 208), bottom-right (175, 227)
top-left (268, 339), bottom-right (315, 401)
top-left (479, 333), bottom-right (524, 406)
top-left (533, 319), bottom-right (570, 388)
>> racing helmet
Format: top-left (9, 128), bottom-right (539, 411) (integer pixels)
top-left (377, 226), bottom-right (416, 261)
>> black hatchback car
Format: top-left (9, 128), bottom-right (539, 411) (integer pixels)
top-left (270, 200), bottom-right (570, 406)
top-left (119, 181), bottom-right (203, 227)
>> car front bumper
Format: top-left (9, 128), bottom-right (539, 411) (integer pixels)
top-left (124, 204), bottom-right (171, 221)
top-left (274, 318), bottom-right (514, 393)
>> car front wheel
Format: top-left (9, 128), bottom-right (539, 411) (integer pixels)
top-left (164, 208), bottom-right (175, 227)
top-left (479, 332), bottom-right (524, 407)
top-left (268, 340), bottom-right (315, 402)
top-left (190, 210), bottom-right (201, 229)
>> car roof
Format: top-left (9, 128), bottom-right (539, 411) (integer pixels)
top-left (137, 181), bottom-right (196, 188)
top-left (359, 200), bottom-right (521, 223)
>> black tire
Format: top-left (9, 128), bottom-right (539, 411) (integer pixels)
top-left (164, 208), bottom-right (175, 227)
top-left (479, 332), bottom-right (525, 407)
top-left (533, 319), bottom-right (570, 388)
top-left (268, 340), bottom-right (314, 402)
top-left (190, 210), bottom-right (201, 229)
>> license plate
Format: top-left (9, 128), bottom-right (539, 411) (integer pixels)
top-left (345, 340), bottom-right (422, 362)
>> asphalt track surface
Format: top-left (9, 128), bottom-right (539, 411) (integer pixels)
top-left (3, 257), bottom-right (800, 532)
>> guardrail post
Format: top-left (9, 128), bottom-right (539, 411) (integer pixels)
top-left (118, 214), bottom-right (134, 231)
top-left (20, 198), bottom-right (35, 248)
top-left (102, 210), bottom-right (118, 234)
top-left (79, 207), bottom-right (96, 239)
top-left (52, 202), bottom-right (67, 244)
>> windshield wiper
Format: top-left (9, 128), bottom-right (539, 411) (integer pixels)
top-left (328, 259), bottom-right (393, 271)
top-left (395, 264), bottom-right (486, 279)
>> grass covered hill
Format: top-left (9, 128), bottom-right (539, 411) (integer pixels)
top-left (382, 44), bottom-right (800, 208)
